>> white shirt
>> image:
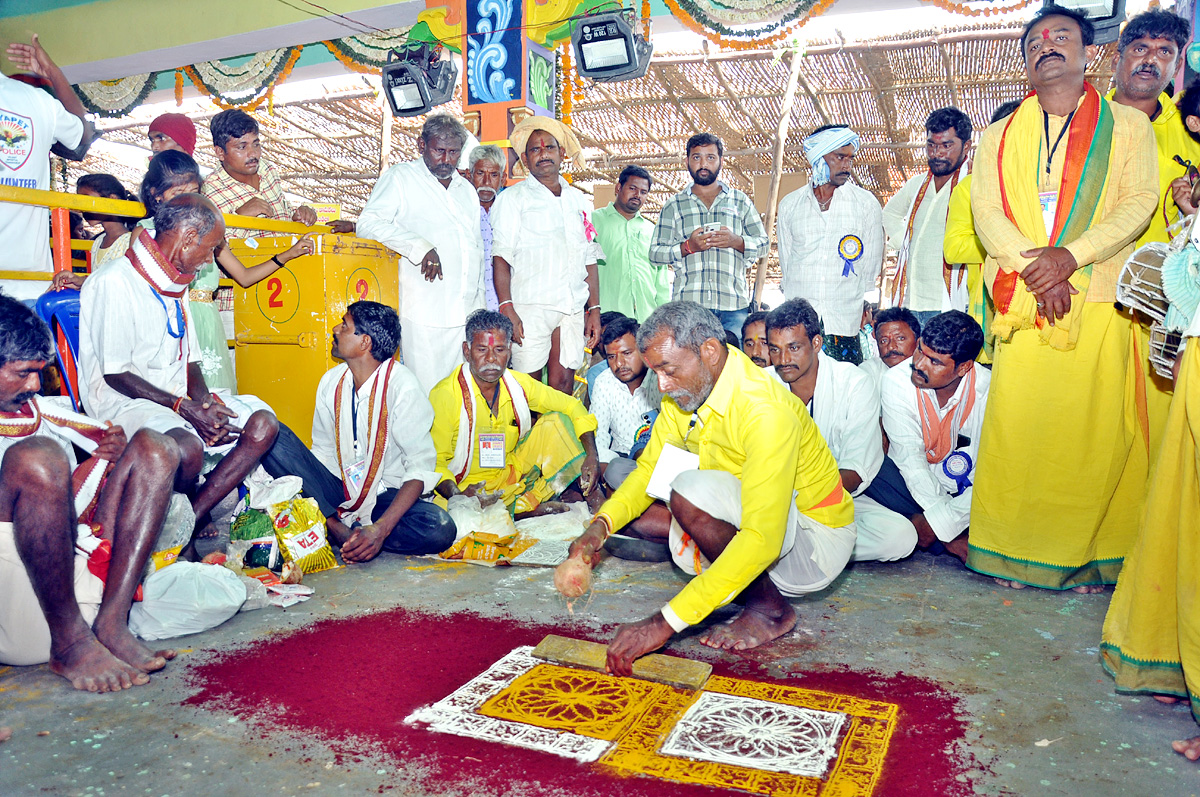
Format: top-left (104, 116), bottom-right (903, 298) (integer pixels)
top-left (489, 175), bottom-right (602, 310)
top-left (882, 172), bottom-right (962, 312)
top-left (808, 352), bottom-right (883, 496)
top-left (880, 361), bottom-right (991, 542)
top-left (0, 74), bottom-right (84, 301)
top-left (79, 256), bottom-right (200, 421)
top-left (857, 356), bottom-right (893, 402)
top-left (311, 362), bottom-right (441, 496)
top-left (590, 367), bottom-right (660, 463)
top-left (777, 182), bottom-right (884, 336)
top-left (356, 158), bottom-right (484, 328)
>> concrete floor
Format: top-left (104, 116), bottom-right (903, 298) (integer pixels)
top-left (1, 549), bottom-right (1197, 796)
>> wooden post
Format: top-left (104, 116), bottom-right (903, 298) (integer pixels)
top-left (379, 92), bottom-right (392, 175)
top-left (753, 50), bottom-right (804, 308)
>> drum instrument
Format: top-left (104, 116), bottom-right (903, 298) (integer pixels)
top-left (1147, 322), bottom-right (1184, 379)
top-left (1117, 241), bottom-right (1171, 324)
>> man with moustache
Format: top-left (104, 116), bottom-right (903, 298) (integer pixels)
top-left (967, 6), bottom-right (1158, 592)
top-left (740, 310), bottom-right (770, 368)
top-left (491, 118), bottom-right (603, 394)
top-left (881, 311), bottom-right (988, 563)
top-left (884, 108), bottom-right (974, 323)
top-left (766, 299), bottom-right (916, 562)
top-left (1107, 9), bottom-right (1197, 470)
top-left (594, 166), bottom-right (667, 323)
top-left (358, 115), bottom-right (485, 393)
top-left (859, 307), bottom-right (922, 399)
top-left (468, 144), bottom-right (506, 311)
top-left (261, 301), bottom-right (455, 562)
top-left (777, 125), bottom-right (884, 365)
top-left (650, 134), bottom-right (768, 338)
top-left (429, 310), bottom-right (601, 516)
top-left (589, 316), bottom-right (661, 490)
top-left (568, 301), bottom-right (856, 669)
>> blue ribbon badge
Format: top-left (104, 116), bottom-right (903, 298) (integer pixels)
top-left (838, 234), bottom-right (863, 277)
top-left (942, 450), bottom-right (974, 497)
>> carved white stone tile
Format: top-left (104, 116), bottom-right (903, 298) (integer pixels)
top-left (659, 691), bottom-right (847, 778)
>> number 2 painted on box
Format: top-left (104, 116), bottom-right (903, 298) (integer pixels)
top-left (267, 277), bottom-right (284, 308)
top-left (355, 279), bottom-right (368, 300)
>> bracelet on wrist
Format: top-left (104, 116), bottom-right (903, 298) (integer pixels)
top-left (681, 240), bottom-right (693, 257)
top-left (586, 304), bottom-right (601, 313)
top-left (270, 254), bottom-right (283, 268)
top-left (498, 300), bottom-right (514, 309)
top-left (171, 396), bottom-right (185, 413)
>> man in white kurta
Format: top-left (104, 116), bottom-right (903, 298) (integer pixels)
top-left (491, 117), bottom-right (603, 394)
top-left (764, 299), bottom-right (916, 562)
top-left (357, 114), bottom-right (484, 393)
top-left (882, 108), bottom-right (974, 323)
top-left (880, 311), bottom-right (989, 562)
top-left (777, 126), bottom-right (884, 364)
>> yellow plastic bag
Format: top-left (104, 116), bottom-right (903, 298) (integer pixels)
top-left (268, 497), bottom-right (338, 575)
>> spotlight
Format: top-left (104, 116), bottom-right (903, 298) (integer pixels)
top-left (571, 11), bottom-right (653, 83)
top-left (381, 41), bottom-right (458, 118)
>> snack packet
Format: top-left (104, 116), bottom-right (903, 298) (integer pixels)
top-left (268, 497), bottom-right (338, 575)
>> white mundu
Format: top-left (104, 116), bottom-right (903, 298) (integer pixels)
top-left (880, 360), bottom-right (990, 543)
top-left (773, 354), bottom-right (916, 562)
top-left (357, 158), bottom-right (485, 392)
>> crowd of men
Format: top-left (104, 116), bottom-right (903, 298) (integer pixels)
top-left (3, 2), bottom-right (1200, 761)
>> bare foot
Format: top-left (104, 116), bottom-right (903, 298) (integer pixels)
top-left (1072, 584), bottom-right (1106, 594)
top-left (995, 578), bottom-right (1027, 590)
top-left (699, 605), bottom-right (798, 651)
top-left (0, 727), bottom-right (11, 743)
top-left (944, 536), bottom-right (969, 563)
top-left (48, 635), bottom-right (149, 693)
top-left (93, 618), bottom-right (175, 674)
top-left (1154, 695), bottom-right (1182, 705)
top-left (1172, 735), bottom-right (1200, 761)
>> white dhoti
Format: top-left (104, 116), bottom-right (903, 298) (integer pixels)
top-left (510, 303), bottom-right (585, 373)
top-left (666, 469), bottom-right (857, 596)
top-left (400, 319), bottom-right (466, 395)
top-left (848, 494), bottom-right (917, 563)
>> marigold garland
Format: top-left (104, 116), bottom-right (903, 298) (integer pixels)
top-left (322, 41), bottom-right (381, 74)
top-left (662, 0), bottom-right (837, 49)
top-left (560, 42), bottom-right (573, 126)
top-left (183, 46), bottom-right (304, 111)
top-left (174, 69), bottom-right (184, 106)
top-left (919, 0), bottom-right (1037, 16)
top-left (641, 0), bottom-right (651, 40)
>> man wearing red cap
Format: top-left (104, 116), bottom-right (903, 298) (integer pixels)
top-left (147, 113), bottom-right (196, 156)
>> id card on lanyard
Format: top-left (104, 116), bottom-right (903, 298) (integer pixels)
top-left (479, 433), bottom-right (506, 468)
top-left (1039, 191), bottom-right (1058, 240)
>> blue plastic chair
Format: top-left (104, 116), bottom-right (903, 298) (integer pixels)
top-left (35, 290), bottom-right (83, 411)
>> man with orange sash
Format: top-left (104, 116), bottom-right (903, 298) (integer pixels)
top-left (262, 301), bottom-right (456, 562)
top-left (966, 6), bottom-right (1158, 591)
top-left (0, 293), bottom-right (180, 692)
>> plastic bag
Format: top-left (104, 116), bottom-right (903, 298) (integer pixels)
top-left (128, 562), bottom-right (246, 641)
top-left (269, 497), bottom-right (337, 575)
top-left (142, 492), bottom-right (196, 580)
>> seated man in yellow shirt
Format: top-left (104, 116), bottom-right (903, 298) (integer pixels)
top-left (430, 310), bottom-right (601, 515)
top-left (570, 301), bottom-right (857, 674)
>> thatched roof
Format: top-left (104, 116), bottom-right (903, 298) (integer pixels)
top-left (66, 22), bottom-right (1119, 223)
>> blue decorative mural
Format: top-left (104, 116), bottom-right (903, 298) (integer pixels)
top-left (466, 0), bottom-right (521, 106)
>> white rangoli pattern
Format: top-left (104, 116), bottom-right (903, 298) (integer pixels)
top-left (659, 691), bottom-right (847, 778)
top-left (509, 539), bottom-right (571, 567)
top-left (403, 646), bottom-right (612, 762)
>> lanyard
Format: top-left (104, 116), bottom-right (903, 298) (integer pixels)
top-left (350, 389), bottom-right (359, 449)
top-left (149, 286), bottom-right (186, 358)
top-left (1043, 109), bottom-right (1075, 177)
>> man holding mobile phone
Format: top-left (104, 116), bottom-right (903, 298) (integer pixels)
top-left (650, 134), bottom-right (768, 338)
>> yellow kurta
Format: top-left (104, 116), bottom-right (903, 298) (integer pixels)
top-left (429, 369), bottom-right (597, 512)
top-left (1101, 335), bottom-right (1200, 722)
top-left (596, 346), bottom-right (853, 627)
top-left (966, 95), bottom-right (1159, 589)
top-left (943, 174), bottom-right (992, 362)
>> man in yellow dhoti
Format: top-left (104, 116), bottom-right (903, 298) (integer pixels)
top-left (430, 310), bottom-right (600, 516)
top-left (1107, 9), bottom-right (1198, 465)
top-left (1101, 306), bottom-right (1200, 760)
top-left (965, 6), bottom-right (1159, 591)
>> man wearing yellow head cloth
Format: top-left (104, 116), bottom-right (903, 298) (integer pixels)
top-left (965, 6), bottom-right (1158, 592)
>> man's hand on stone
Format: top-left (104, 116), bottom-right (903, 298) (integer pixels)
top-left (568, 521), bottom-right (608, 565)
top-left (341, 523), bottom-right (388, 563)
top-left (606, 614), bottom-right (674, 677)
top-left (291, 206), bottom-right (319, 226)
top-left (500, 304), bottom-right (525, 345)
top-left (236, 197), bottom-right (275, 218)
top-left (1019, 246), bottom-right (1077, 295)
top-left (419, 248), bottom-right (443, 282)
top-left (1034, 280), bottom-right (1078, 326)
top-left (94, 424), bottom-right (127, 462)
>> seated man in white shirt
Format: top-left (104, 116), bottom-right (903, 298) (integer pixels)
top-left (880, 311), bottom-right (988, 563)
top-left (78, 195), bottom-right (279, 553)
top-left (262, 301), bottom-right (456, 562)
top-left (0, 293), bottom-right (178, 691)
top-left (765, 299), bottom-right (916, 562)
top-left (858, 306), bottom-right (921, 399)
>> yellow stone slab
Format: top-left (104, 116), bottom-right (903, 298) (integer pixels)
top-left (531, 634), bottom-right (712, 691)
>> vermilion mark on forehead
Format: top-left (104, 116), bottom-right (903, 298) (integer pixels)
top-left (1042, 28), bottom-right (1051, 39)
top-left (486, 333), bottom-right (496, 346)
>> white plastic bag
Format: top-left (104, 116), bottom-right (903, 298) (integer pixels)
top-left (128, 562), bottom-right (247, 640)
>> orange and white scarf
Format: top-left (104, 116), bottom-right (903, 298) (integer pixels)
top-left (449, 364), bottom-right (530, 483)
top-left (890, 163), bottom-right (968, 309)
top-left (125, 226), bottom-right (194, 298)
top-left (331, 360), bottom-right (394, 526)
top-left (917, 365), bottom-right (977, 464)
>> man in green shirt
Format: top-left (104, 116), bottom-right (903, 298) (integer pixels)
top-left (593, 166), bottom-right (668, 323)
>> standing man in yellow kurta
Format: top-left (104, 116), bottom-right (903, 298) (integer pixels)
top-left (1107, 8), bottom-right (1198, 464)
top-left (966, 6), bottom-right (1159, 592)
top-left (429, 310), bottom-right (600, 516)
top-left (568, 302), bottom-right (855, 673)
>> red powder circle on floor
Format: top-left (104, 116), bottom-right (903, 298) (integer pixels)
top-left (184, 608), bottom-right (981, 796)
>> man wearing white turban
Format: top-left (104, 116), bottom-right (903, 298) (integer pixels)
top-left (777, 124), bottom-right (884, 364)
